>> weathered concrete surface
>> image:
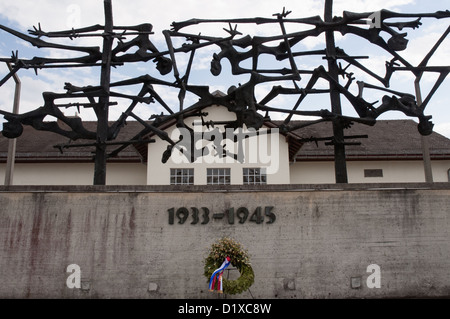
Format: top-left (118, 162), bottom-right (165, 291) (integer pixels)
top-left (0, 183), bottom-right (449, 299)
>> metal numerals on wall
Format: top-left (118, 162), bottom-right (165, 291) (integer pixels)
top-left (168, 206), bottom-right (276, 225)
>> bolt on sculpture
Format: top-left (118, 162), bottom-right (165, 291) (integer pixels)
top-left (0, 0), bottom-right (449, 184)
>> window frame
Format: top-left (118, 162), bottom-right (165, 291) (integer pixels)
top-left (364, 169), bottom-right (384, 178)
top-left (207, 168), bottom-right (231, 185)
top-left (170, 168), bottom-right (194, 185)
top-left (243, 168), bottom-right (267, 185)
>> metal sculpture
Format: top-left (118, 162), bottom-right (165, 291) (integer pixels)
top-left (0, 0), bottom-right (449, 184)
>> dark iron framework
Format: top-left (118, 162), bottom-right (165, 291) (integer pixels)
top-left (0, 0), bottom-right (449, 184)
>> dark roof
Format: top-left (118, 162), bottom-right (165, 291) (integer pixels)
top-left (0, 120), bottom-right (146, 163)
top-left (1, 119), bottom-right (449, 163)
top-left (289, 120), bottom-right (450, 161)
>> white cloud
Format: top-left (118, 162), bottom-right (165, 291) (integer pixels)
top-left (333, 0), bottom-right (415, 13)
top-left (435, 122), bottom-right (450, 139)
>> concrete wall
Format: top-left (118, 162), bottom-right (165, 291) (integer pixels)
top-left (0, 183), bottom-right (449, 299)
top-left (290, 160), bottom-right (450, 184)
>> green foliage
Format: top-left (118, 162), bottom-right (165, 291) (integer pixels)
top-left (204, 237), bottom-right (255, 295)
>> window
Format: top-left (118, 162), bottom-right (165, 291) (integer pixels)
top-left (207, 168), bottom-right (231, 185)
top-left (243, 168), bottom-right (267, 185)
top-left (170, 169), bottom-right (194, 185)
top-left (448, 169), bottom-right (450, 182)
top-left (364, 169), bottom-right (383, 178)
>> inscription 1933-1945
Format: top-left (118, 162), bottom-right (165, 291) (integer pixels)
top-left (167, 206), bottom-right (275, 225)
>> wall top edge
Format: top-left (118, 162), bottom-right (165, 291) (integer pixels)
top-left (0, 183), bottom-right (449, 193)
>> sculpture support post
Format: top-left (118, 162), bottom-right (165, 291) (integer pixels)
top-left (4, 63), bottom-right (20, 186)
top-left (415, 77), bottom-right (434, 183)
top-left (94, 0), bottom-right (114, 185)
top-left (324, 0), bottom-right (348, 183)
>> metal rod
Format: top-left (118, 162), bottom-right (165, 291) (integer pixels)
top-left (322, 55), bottom-right (369, 60)
top-left (415, 76), bottom-right (433, 183)
top-left (325, 0), bottom-right (348, 183)
top-left (93, 0), bottom-right (114, 185)
top-left (41, 31), bottom-right (154, 38)
top-left (55, 101), bottom-right (118, 108)
top-left (4, 63), bottom-right (21, 186)
top-left (22, 62), bottom-right (124, 69)
top-left (54, 139), bottom-right (155, 152)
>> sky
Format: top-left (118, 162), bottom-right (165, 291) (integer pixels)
top-left (0, 0), bottom-right (449, 138)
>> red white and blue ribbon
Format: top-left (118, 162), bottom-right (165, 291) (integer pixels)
top-left (209, 256), bottom-right (231, 293)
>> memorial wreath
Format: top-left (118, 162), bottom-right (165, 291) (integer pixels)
top-left (204, 237), bottom-right (254, 295)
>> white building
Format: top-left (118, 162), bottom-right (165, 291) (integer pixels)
top-left (1, 104), bottom-right (450, 185)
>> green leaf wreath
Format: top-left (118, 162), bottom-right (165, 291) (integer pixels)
top-left (204, 237), bottom-right (255, 295)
